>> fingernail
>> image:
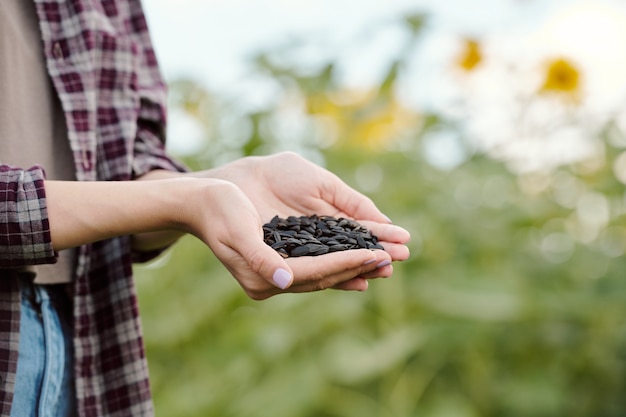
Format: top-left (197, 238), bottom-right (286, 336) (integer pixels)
top-left (377, 260), bottom-right (391, 268)
top-left (363, 258), bottom-right (377, 266)
top-left (272, 268), bottom-right (292, 289)
top-left (383, 214), bottom-right (392, 223)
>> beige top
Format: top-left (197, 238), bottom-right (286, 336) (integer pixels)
top-left (0, 0), bottom-right (76, 283)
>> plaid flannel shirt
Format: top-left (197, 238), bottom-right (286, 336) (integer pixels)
top-left (0, 0), bottom-right (187, 415)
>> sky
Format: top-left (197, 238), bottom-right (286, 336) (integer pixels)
top-left (142, 0), bottom-right (626, 167)
top-left (143, 0), bottom-right (626, 84)
top-left (142, 0), bottom-right (552, 95)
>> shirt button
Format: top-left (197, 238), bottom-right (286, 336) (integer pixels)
top-left (53, 42), bottom-right (64, 61)
top-left (81, 151), bottom-right (91, 171)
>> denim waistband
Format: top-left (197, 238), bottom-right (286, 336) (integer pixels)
top-left (18, 278), bottom-right (73, 323)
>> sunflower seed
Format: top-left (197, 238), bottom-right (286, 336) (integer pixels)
top-left (262, 214), bottom-right (384, 258)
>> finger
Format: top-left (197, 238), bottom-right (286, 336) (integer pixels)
top-left (357, 263), bottom-right (394, 280)
top-left (377, 242), bottom-right (411, 262)
top-left (332, 277), bottom-right (369, 291)
top-left (321, 172), bottom-right (392, 224)
top-left (353, 221), bottom-right (410, 261)
top-left (284, 249), bottom-right (382, 292)
top-left (358, 221), bottom-right (411, 244)
top-left (330, 254), bottom-right (395, 289)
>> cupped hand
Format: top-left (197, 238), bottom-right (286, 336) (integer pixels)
top-left (187, 179), bottom-right (396, 300)
top-left (204, 152), bottom-right (411, 264)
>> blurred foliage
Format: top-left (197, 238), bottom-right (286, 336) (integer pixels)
top-left (134, 7), bottom-right (626, 417)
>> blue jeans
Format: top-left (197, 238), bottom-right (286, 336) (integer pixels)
top-left (10, 280), bottom-right (75, 417)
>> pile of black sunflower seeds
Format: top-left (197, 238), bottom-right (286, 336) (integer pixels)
top-left (262, 214), bottom-right (384, 258)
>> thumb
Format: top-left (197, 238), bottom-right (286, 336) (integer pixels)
top-left (201, 180), bottom-right (294, 291)
top-left (246, 239), bottom-right (294, 290)
top-left (271, 263), bottom-right (293, 290)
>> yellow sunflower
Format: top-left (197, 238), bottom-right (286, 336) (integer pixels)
top-left (305, 89), bottom-right (418, 150)
top-left (457, 39), bottom-right (482, 72)
top-left (540, 58), bottom-right (581, 96)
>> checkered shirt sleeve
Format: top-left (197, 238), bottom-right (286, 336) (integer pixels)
top-left (0, 166), bottom-right (56, 267)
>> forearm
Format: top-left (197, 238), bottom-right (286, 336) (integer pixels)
top-left (45, 178), bottom-right (205, 251)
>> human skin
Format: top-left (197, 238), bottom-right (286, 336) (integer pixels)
top-left (45, 152), bottom-right (410, 300)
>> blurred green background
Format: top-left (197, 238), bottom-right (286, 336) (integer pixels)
top-left (135, 2), bottom-right (626, 416)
